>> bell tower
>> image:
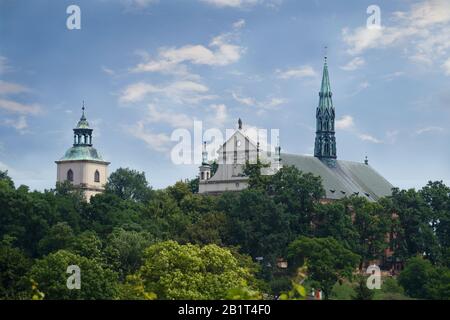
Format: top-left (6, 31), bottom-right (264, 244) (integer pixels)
top-left (55, 104), bottom-right (110, 201)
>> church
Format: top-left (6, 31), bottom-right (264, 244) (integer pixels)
top-left (55, 106), bottom-right (110, 201)
top-left (199, 57), bottom-right (394, 201)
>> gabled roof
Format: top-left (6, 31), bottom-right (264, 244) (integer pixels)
top-left (217, 129), bottom-right (258, 154)
top-left (281, 153), bottom-right (393, 201)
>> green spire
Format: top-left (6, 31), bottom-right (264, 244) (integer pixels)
top-left (314, 54), bottom-right (337, 162)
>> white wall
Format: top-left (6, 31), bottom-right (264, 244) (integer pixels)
top-left (56, 160), bottom-right (108, 200)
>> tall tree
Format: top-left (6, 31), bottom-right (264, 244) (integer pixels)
top-left (105, 168), bottom-right (152, 202)
top-left (287, 236), bottom-right (360, 299)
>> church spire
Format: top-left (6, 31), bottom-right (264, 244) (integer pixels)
top-left (314, 53), bottom-right (337, 163)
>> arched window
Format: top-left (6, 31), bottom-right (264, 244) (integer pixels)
top-left (67, 169), bottom-right (73, 182)
top-left (201, 172), bottom-right (205, 180)
top-left (94, 170), bottom-right (100, 183)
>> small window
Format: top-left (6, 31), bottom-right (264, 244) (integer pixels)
top-left (201, 172), bottom-right (205, 180)
top-left (94, 170), bottom-right (100, 183)
top-left (67, 169), bottom-right (73, 182)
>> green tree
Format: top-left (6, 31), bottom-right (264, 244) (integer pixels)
top-left (287, 236), bottom-right (360, 299)
top-left (0, 170), bottom-right (14, 189)
top-left (38, 222), bottom-right (75, 256)
top-left (268, 166), bottom-right (325, 234)
top-left (220, 189), bottom-right (290, 261)
top-left (137, 241), bottom-right (258, 299)
top-left (104, 228), bottom-right (154, 279)
top-left (105, 168), bottom-right (152, 202)
top-left (29, 250), bottom-right (118, 300)
top-left (0, 240), bottom-right (31, 299)
top-left (352, 275), bottom-right (374, 300)
top-left (398, 256), bottom-right (450, 299)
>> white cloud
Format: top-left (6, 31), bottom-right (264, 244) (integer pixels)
top-left (334, 115), bottom-right (383, 144)
top-left (101, 66), bottom-right (116, 76)
top-left (0, 99), bottom-right (41, 115)
top-left (146, 104), bottom-right (193, 128)
top-left (443, 58), bottom-right (450, 75)
top-left (415, 126), bottom-right (445, 135)
top-left (340, 57), bottom-right (365, 71)
top-left (120, 0), bottom-right (159, 9)
top-left (232, 92), bottom-right (287, 109)
top-left (0, 56), bottom-right (11, 74)
top-left (0, 81), bottom-right (30, 95)
top-left (208, 103), bottom-right (228, 127)
top-left (200, 0), bottom-right (259, 8)
top-left (3, 116), bottom-right (28, 132)
top-left (232, 92), bottom-right (255, 106)
top-left (233, 19), bottom-right (246, 29)
top-left (358, 133), bottom-right (382, 144)
top-left (128, 121), bottom-right (171, 152)
top-left (381, 71), bottom-right (405, 81)
top-left (131, 32), bottom-right (244, 75)
top-left (276, 65), bottom-right (317, 79)
top-left (335, 115), bottom-right (354, 130)
top-left (119, 80), bottom-right (216, 104)
top-left (342, 0), bottom-right (450, 74)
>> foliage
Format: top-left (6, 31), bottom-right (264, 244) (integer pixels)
top-left (29, 250), bottom-right (119, 299)
top-left (352, 275), bottom-right (375, 300)
top-left (137, 241), bottom-right (258, 300)
top-left (398, 256), bottom-right (450, 300)
top-left (105, 168), bottom-right (152, 202)
top-left (0, 241), bottom-right (32, 299)
top-left (287, 236), bottom-right (360, 299)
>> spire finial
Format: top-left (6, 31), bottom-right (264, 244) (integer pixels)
top-left (324, 46), bottom-right (328, 64)
top-left (81, 101), bottom-right (86, 120)
top-left (238, 118), bottom-right (242, 130)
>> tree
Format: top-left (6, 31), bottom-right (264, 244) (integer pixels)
top-left (420, 181), bottom-right (450, 255)
top-left (352, 275), bottom-right (374, 300)
top-left (181, 212), bottom-right (227, 245)
top-left (37, 222), bottom-right (75, 256)
top-left (137, 241), bottom-right (258, 299)
top-left (105, 168), bottom-right (152, 202)
top-left (0, 240), bottom-right (31, 299)
top-left (29, 250), bottom-right (118, 300)
top-left (287, 236), bottom-right (360, 299)
top-left (343, 197), bottom-right (391, 268)
top-left (104, 228), bottom-right (154, 279)
top-left (220, 189), bottom-right (290, 262)
top-left (398, 256), bottom-right (450, 299)
top-left (267, 166), bottom-right (325, 236)
top-left (0, 170), bottom-right (14, 189)
top-left (388, 188), bottom-right (439, 262)
top-left (166, 181), bottom-right (192, 204)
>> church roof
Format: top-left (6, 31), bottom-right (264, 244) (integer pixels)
top-left (281, 153), bottom-right (393, 201)
top-left (57, 146), bottom-right (108, 163)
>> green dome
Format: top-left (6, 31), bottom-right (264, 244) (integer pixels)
top-left (59, 146), bottom-right (106, 162)
top-left (76, 119), bottom-right (91, 129)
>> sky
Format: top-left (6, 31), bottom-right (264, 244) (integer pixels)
top-left (0, 0), bottom-right (449, 191)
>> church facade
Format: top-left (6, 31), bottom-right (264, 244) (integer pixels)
top-left (199, 57), bottom-right (393, 201)
top-left (55, 106), bottom-right (110, 201)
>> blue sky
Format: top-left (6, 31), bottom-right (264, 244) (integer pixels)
top-left (0, 0), bottom-right (449, 191)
